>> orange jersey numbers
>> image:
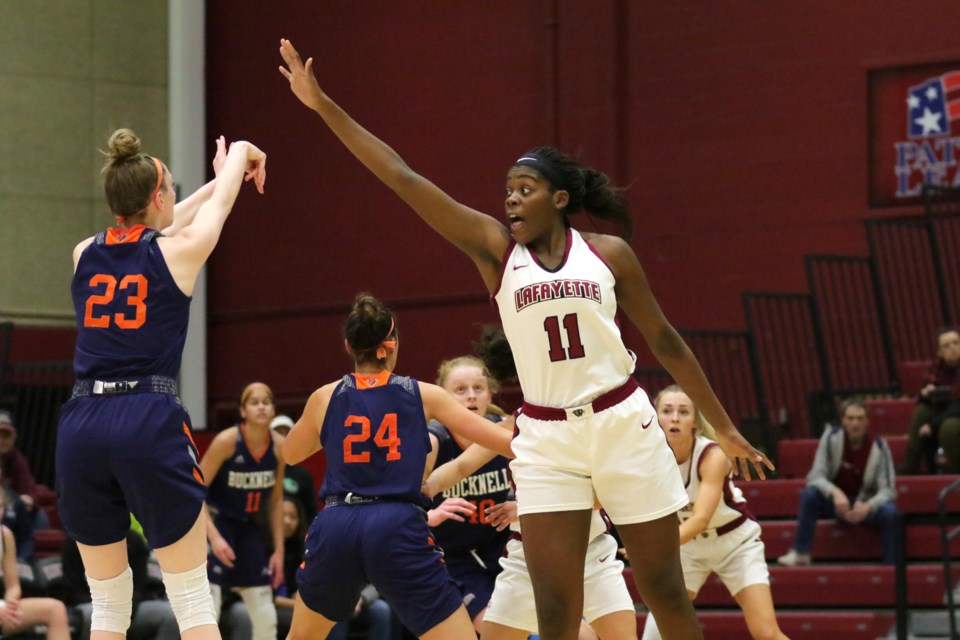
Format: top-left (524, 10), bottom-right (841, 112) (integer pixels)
top-left (244, 491), bottom-right (262, 513)
top-left (83, 273), bottom-right (148, 329)
top-left (468, 498), bottom-right (496, 525)
top-left (343, 413), bottom-right (402, 463)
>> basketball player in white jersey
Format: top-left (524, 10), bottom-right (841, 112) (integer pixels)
top-left (641, 386), bottom-right (788, 640)
top-left (279, 38), bottom-right (772, 640)
top-left (424, 439), bottom-right (638, 640)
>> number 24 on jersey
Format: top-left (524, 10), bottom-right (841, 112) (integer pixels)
top-left (343, 413), bottom-right (402, 463)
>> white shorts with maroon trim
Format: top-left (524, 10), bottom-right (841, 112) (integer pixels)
top-left (484, 532), bottom-right (633, 632)
top-left (681, 518), bottom-right (769, 596)
top-left (510, 386), bottom-right (688, 524)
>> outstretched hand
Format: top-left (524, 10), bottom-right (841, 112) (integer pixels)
top-left (212, 136), bottom-right (227, 176)
top-left (714, 428), bottom-right (774, 480)
top-left (233, 141), bottom-right (267, 194)
top-left (278, 38), bottom-right (324, 110)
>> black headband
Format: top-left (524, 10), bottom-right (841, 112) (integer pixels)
top-left (514, 153), bottom-right (566, 191)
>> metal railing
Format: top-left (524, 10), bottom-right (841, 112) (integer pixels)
top-left (805, 255), bottom-right (897, 394)
top-left (743, 293), bottom-right (826, 439)
top-left (1, 361), bottom-right (74, 488)
top-left (940, 477), bottom-right (960, 640)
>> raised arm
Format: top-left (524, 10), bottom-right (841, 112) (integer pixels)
top-left (419, 383), bottom-right (514, 458)
top-left (159, 140), bottom-right (266, 296)
top-left (278, 38), bottom-right (509, 290)
top-left (590, 234), bottom-right (773, 479)
top-left (422, 442), bottom-right (500, 499)
top-left (161, 136), bottom-right (228, 237)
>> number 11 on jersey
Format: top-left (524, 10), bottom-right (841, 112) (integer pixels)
top-left (544, 313), bottom-right (585, 362)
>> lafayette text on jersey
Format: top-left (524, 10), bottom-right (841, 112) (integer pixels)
top-left (319, 372), bottom-right (431, 504)
top-left (71, 225), bottom-right (190, 379)
top-left (493, 228), bottom-right (635, 408)
top-left (207, 427), bottom-right (278, 521)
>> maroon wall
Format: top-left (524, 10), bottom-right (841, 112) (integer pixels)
top-left (198, 1), bottom-right (959, 419)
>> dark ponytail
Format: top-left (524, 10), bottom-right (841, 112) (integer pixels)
top-left (473, 325), bottom-right (517, 383)
top-left (343, 293), bottom-right (396, 364)
top-left (522, 146), bottom-right (633, 240)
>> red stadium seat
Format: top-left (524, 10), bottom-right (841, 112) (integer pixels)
top-left (735, 474), bottom-right (960, 518)
top-left (866, 398), bottom-right (915, 435)
top-left (633, 611), bottom-right (896, 640)
top-left (899, 360), bottom-right (932, 397)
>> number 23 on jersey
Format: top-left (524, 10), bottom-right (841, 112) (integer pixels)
top-left (83, 273), bottom-right (148, 329)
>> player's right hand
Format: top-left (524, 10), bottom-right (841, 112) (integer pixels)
top-left (427, 498), bottom-right (477, 527)
top-left (211, 536), bottom-right (236, 568)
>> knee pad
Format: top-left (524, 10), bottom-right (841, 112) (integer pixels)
top-left (87, 566), bottom-right (133, 634)
top-left (162, 564), bottom-right (218, 631)
top-left (238, 585), bottom-right (277, 640)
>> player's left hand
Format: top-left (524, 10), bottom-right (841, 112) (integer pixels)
top-left (269, 550), bottom-right (284, 589)
top-left (485, 500), bottom-right (518, 532)
top-left (212, 136), bottom-right (227, 176)
top-left (714, 427), bottom-right (774, 480)
top-left (278, 39), bottom-right (325, 111)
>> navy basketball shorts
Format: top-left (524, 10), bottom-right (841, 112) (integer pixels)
top-left (207, 516), bottom-right (271, 587)
top-left (297, 501), bottom-right (463, 636)
top-left (56, 393), bottom-right (207, 548)
top-left (445, 544), bottom-right (504, 620)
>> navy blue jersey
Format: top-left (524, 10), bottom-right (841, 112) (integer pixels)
top-left (428, 417), bottom-right (512, 554)
top-left (71, 226), bottom-right (190, 379)
top-left (319, 373), bottom-right (430, 504)
top-left (207, 427), bottom-right (279, 521)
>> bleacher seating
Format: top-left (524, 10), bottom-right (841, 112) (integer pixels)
top-left (634, 611), bottom-right (897, 640)
top-left (33, 529), bottom-right (65, 559)
top-left (620, 428), bottom-right (960, 639)
top-left (777, 434), bottom-right (908, 478)
top-left (737, 474), bottom-right (960, 518)
top-left (865, 398), bottom-right (915, 435)
top-left (898, 360), bottom-right (931, 397)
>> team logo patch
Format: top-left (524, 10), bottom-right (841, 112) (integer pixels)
top-left (868, 64), bottom-right (960, 206)
top-left (572, 408), bottom-right (585, 418)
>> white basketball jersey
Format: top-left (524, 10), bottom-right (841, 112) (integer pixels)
top-left (677, 435), bottom-right (749, 530)
top-left (493, 229), bottom-right (635, 408)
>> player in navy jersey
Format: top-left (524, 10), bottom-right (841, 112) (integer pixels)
top-left (426, 355), bottom-right (514, 630)
top-left (282, 294), bottom-right (514, 640)
top-left (200, 382), bottom-right (285, 640)
top-left (56, 128), bottom-right (265, 640)
top-left (280, 39), bottom-right (772, 640)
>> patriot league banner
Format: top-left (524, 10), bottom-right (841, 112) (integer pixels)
top-left (869, 62), bottom-right (960, 207)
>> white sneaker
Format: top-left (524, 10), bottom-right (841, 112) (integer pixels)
top-left (777, 549), bottom-right (811, 566)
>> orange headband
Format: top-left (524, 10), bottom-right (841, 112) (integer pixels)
top-left (148, 156), bottom-right (164, 203)
top-left (376, 319), bottom-right (397, 360)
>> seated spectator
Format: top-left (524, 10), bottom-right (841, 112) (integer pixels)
top-left (778, 399), bottom-right (898, 566)
top-left (275, 496), bottom-right (306, 640)
top-left (61, 518), bottom-right (179, 640)
top-left (0, 510), bottom-right (70, 640)
top-left (1, 487), bottom-right (35, 561)
top-left (274, 495), bottom-right (394, 640)
top-left (269, 416), bottom-right (317, 522)
top-left (900, 326), bottom-right (960, 474)
top-left (0, 411), bottom-right (46, 528)
top-left (326, 584), bottom-right (394, 640)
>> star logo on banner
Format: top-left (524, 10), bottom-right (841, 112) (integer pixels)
top-left (914, 107), bottom-right (944, 136)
